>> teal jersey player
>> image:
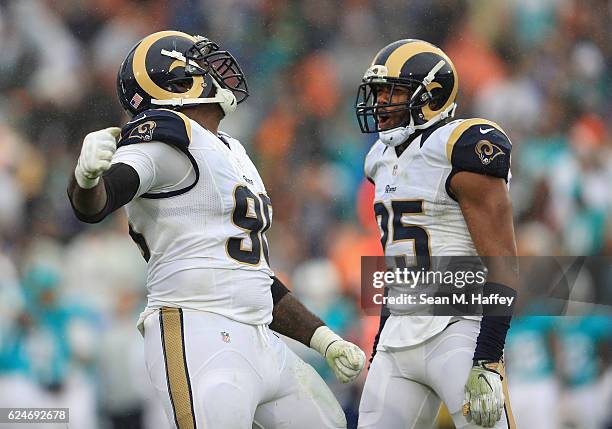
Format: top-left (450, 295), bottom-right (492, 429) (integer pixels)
top-left (505, 316), bottom-right (556, 382)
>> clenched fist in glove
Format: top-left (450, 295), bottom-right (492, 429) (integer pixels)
top-left (310, 326), bottom-right (366, 383)
top-left (463, 360), bottom-right (505, 428)
top-left (74, 127), bottom-right (121, 189)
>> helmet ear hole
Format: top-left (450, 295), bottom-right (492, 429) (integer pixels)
top-left (165, 77), bottom-right (194, 92)
top-left (428, 83), bottom-right (445, 112)
top-left (428, 88), bottom-right (445, 111)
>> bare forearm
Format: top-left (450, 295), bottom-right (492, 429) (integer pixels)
top-left (67, 173), bottom-right (108, 215)
top-left (270, 293), bottom-right (325, 346)
top-left (68, 162), bottom-right (140, 224)
top-left (268, 277), bottom-right (365, 382)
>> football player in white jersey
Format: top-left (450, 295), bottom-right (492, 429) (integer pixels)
top-left (354, 40), bottom-right (518, 428)
top-left (67, 30), bottom-right (366, 429)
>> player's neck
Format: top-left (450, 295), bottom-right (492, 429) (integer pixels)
top-left (181, 105), bottom-right (224, 135)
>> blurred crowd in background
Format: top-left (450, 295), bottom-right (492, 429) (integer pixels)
top-left (0, 0), bottom-right (611, 428)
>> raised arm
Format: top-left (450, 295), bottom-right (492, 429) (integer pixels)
top-left (68, 127), bottom-right (140, 223)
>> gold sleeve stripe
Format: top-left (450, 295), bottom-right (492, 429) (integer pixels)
top-left (160, 307), bottom-right (197, 429)
top-left (384, 41), bottom-right (449, 77)
top-left (499, 361), bottom-right (517, 429)
top-left (132, 31), bottom-right (204, 101)
top-left (445, 118), bottom-right (508, 162)
top-left (172, 111), bottom-right (193, 143)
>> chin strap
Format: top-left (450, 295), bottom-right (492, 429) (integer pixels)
top-left (153, 49), bottom-right (238, 115)
top-left (379, 125), bottom-right (415, 147)
top-left (379, 102), bottom-right (457, 147)
top-left (150, 85), bottom-right (237, 114)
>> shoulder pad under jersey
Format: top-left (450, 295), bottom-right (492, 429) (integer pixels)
top-left (446, 118), bottom-right (512, 180)
top-left (118, 109), bottom-right (192, 149)
top-left (364, 140), bottom-right (386, 184)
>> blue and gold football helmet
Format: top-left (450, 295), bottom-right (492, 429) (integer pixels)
top-left (117, 30), bottom-right (248, 116)
top-left (356, 39), bottom-right (458, 146)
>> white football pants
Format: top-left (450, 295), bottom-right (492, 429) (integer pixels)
top-left (358, 319), bottom-right (516, 429)
top-left (143, 308), bottom-right (347, 429)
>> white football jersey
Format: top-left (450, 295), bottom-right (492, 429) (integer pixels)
top-left (113, 109), bottom-right (274, 330)
top-left (365, 118), bottom-right (512, 348)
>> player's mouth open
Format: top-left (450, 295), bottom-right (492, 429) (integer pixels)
top-left (378, 114), bottom-right (391, 127)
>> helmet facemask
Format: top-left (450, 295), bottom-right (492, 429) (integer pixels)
top-left (183, 37), bottom-right (248, 104)
top-left (356, 78), bottom-right (433, 134)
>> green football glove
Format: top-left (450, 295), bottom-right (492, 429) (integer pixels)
top-left (463, 360), bottom-right (505, 428)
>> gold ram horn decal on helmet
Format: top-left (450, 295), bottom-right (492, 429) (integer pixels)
top-left (132, 31), bottom-right (205, 101)
top-left (421, 82), bottom-right (443, 119)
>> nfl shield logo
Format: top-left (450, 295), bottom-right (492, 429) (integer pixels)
top-left (220, 331), bottom-right (231, 343)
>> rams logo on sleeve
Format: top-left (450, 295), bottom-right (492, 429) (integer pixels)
top-left (475, 140), bottom-right (505, 166)
top-left (128, 120), bottom-right (157, 142)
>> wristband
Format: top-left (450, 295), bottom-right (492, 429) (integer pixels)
top-left (473, 282), bottom-right (516, 363)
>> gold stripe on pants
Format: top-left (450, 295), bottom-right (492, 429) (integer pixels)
top-left (499, 361), bottom-right (516, 429)
top-left (160, 307), bottom-right (197, 429)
